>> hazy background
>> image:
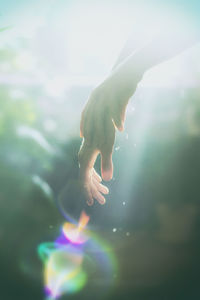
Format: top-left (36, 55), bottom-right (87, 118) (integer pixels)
top-left (0, 0), bottom-right (200, 299)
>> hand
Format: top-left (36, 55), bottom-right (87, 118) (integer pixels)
top-left (78, 78), bottom-right (129, 206)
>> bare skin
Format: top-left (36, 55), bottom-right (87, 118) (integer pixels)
top-left (78, 66), bottom-right (143, 205)
top-left (78, 84), bottom-right (124, 205)
top-left (79, 23), bottom-right (199, 206)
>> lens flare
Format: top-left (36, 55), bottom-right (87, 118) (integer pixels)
top-left (38, 211), bottom-right (118, 299)
top-left (63, 211), bottom-right (90, 244)
top-left (43, 245), bottom-right (86, 299)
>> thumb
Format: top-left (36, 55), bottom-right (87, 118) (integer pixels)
top-left (101, 150), bottom-right (113, 181)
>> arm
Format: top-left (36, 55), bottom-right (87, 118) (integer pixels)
top-left (79, 24), bottom-right (199, 206)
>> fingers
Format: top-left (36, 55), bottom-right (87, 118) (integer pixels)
top-left (93, 191), bottom-right (106, 205)
top-left (92, 168), bottom-right (102, 182)
top-left (79, 142), bottom-right (109, 205)
top-left (79, 95), bottom-right (115, 204)
top-left (93, 177), bottom-right (109, 194)
top-left (84, 184), bottom-right (94, 206)
top-left (81, 170), bottom-right (108, 206)
top-left (87, 197), bottom-right (94, 206)
top-left (91, 180), bottom-right (106, 205)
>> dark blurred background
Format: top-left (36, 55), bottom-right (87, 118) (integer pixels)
top-left (0, 0), bottom-right (200, 299)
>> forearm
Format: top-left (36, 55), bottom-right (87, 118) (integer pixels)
top-left (109, 27), bottom-right (199, 98)
top-left (111, 26), bottom-right (154, 71)
top-left (135, 29), bottom-right (199, 72)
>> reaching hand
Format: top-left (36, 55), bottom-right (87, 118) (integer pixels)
top-left (78, 79), bottom-right (129, 205)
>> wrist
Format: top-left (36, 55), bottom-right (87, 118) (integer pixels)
top-left (109, 58), bottom-right (144, 102)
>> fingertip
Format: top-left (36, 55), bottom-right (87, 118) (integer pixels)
top-left (104, 188), bottom-right (109, 194)
top-left (99, 197), bottom-right (106, 205)
top-left (102, 170), bottom-right (113, 181)
top-left (87, 199), bottom-right (94, 206)
top-left (102, 185), bottom-right (109, 194)
top-left (84, 187), bottom-right (94, 206)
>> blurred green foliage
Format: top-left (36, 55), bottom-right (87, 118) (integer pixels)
top-left (0, 14), bottom-right (200, 299)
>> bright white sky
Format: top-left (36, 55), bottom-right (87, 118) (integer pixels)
top-left (0, 0), bottom-right (199, 89)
